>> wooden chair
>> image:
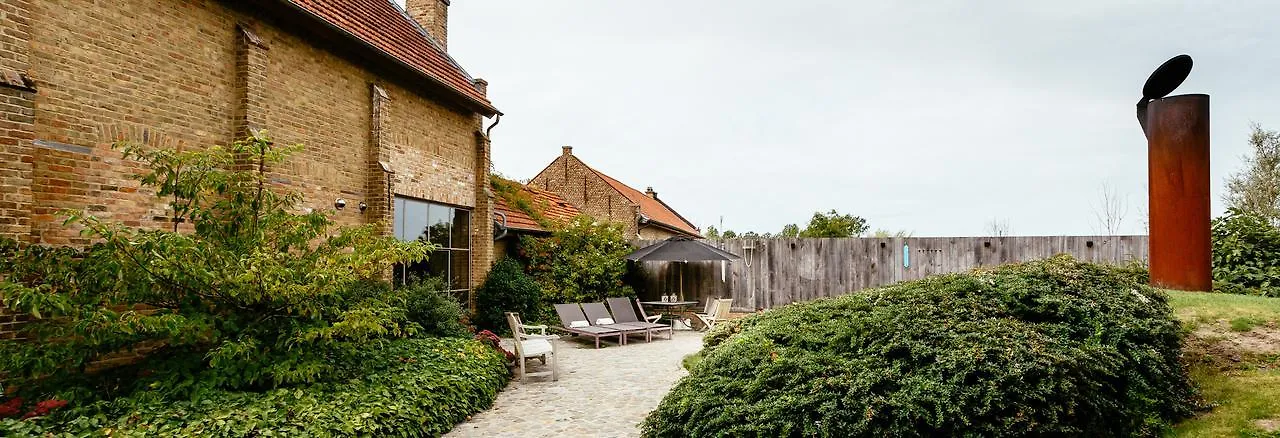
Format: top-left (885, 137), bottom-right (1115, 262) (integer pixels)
top-left (505, 312), bottom-right (559, 381)
top-left (693, 298), bottom-right (735, 331)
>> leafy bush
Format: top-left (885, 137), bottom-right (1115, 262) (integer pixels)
top-left (522, 216), bottom-right (635, 304)
top-left (0, 133), bottom-right (433, 392)
top-left (1111, 258), bottom-right (1151, 286)
top-left (0, 338), bottom-right (508, 437)
top-left (1212, 209), bottom-right (1280, 297)
top-left (347, 277), bottom-right (470, 338)
top-left (474, 257), bottom-right (544, 333)
top-left (644, 255), bottom-right (1196, 437)
top-left (402, 276), bottom-right (471, 338)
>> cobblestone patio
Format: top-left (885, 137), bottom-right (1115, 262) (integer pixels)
top-left (446, 330), bottom-right (704, 438)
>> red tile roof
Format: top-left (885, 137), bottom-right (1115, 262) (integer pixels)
top-left (588, 168), bottom-right (700, 237)
top-left (493, 183), bottom-right (581, 233)
top-left (282, 0), bottom-right (498, 115)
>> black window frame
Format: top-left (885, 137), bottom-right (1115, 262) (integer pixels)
top-left (392, 196), bottom-right (472, 299)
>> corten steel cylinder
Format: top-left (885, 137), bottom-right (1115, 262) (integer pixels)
top-left (1146, 94), bottom-right (1212, 292)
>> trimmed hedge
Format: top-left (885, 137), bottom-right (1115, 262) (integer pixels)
top-left (644, 255), bottom-right (1196, 437)
top-left (2, 338), bottom-right (508, 437)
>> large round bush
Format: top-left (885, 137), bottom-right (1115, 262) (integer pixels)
top-left (643, 255), bottom-right (1196, 437)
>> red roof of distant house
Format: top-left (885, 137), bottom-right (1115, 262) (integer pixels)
top-left (283, 0), bottom-right (498, 115)
top-left (588, 168), bottom-right (700, 237)
top-left (493, 183), bottom-right (581, 233)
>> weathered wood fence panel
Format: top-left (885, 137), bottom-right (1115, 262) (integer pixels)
top-left (631, 236), bottom-right (1148, 311)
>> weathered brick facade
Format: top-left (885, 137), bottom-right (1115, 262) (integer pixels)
top-left (529, 146), bottom-right (699, 240)
top-left (0, 0), bottom-right (498, 336)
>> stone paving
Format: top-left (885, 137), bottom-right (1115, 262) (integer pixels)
top-left (446, 330), bottom-right (705, 438)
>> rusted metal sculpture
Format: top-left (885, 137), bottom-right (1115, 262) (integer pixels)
top-left (1137, 54), bottom-right (1212, 291)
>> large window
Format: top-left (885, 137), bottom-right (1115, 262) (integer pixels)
top-left (393, 196), bottom-right (472, 298)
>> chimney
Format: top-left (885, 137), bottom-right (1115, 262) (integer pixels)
top-left (645, 187), bottom-right (658, 199)
top-left (406, 0), bottom-right (450, 50)
top-left (473, 78), bottom-right (488, 96)
top-left (562, 145), bottom-right (573, 156)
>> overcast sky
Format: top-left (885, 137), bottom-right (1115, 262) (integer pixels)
top-left (420, 1), bottom-right (1277, 236)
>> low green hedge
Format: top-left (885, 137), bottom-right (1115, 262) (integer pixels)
top-left (643, 255), bottom-right (1197, 437)
top-left (2, 338), bottom-right (508, 437)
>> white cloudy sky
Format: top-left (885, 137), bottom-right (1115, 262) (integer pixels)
top-left (415, 0), bottom-right (1277, 236)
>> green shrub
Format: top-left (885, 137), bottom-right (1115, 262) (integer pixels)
top-left (474, 258), bottom-right (543, 334)
top-left (0, 133), bottom-right (433, 392)
top-left (1212, 209), bottom-right (1280, 297)
top-left (643, 255), bottom-right (1196, 437)
top-left (1111, 258), bottom-right (1151, 286)
top-left (341, 277), bottom-right (466, 339)
top-left (0, 338), bottom-right (508, 437)
top-left (522, 216), bottom-right (635, 305)
top-left (402, 276), bottom-right (470, 338)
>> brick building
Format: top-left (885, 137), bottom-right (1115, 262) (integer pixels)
top-left (529, 146), bottom-right (700, 240)
top-left (0, 0), bottom-right (499, 304)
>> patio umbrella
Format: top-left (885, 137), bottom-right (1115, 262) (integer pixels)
top-left (626, 236), bottom-right (742, 301)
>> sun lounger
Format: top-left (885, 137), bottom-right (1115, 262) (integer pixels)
top-left (581, 302), bottom-right (649, 344)
top-left (606, 297), bottom-right (673, 341)
top-left (553, 303), bottom-right (624, 349)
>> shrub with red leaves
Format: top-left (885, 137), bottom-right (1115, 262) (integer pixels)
top-left (22, 399), bottom-right (68, 419)
top-left (0, 398), bottom-right (22, 418)
top-left (474, 330), bottom-right (515, 363)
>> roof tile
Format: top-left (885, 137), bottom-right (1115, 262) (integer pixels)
top-left (283, 0), bottom-right (497, 114)
top-left (493, 182), bottom-right (581, 233)
top-left (588, 168), bottom-right (700, 236)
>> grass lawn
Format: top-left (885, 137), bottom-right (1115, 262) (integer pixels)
top-left (1167, 290), bottom-right (1280, 437)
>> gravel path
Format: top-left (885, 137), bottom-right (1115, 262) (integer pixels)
top-left (446, 330), bottom-right (704, 438)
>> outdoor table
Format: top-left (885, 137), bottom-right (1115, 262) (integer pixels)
top-left (639, 301), bottom-right (699, 331)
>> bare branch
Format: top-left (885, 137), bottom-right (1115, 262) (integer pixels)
top-left (1091, 182), bottom-right (1129, 235)
top-left (984, 218), bottom-right (1012, 237)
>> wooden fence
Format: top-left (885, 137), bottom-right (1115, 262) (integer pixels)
top-left (630, 236), bottom-right (1149, 311)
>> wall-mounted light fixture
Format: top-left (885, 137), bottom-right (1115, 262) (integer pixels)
top-left (335, 198), bottom-right (347, 210)
top-left (358, 201), bottom-right (368, 213)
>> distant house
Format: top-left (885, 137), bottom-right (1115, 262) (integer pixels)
top-left (529, 146), bottom-right (700, 240)
top-left (491, 178), bottom-right (581, 258)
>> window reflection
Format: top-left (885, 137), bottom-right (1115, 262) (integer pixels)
top-left (392, 196), bottom-right (472, 295)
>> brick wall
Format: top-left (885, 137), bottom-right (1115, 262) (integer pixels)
top-left (1, 0), bottom-right (495, 335)
top-left (637, 224), bottom-right (682, 240)
top-left (529, 146), bottom-right (641, 238)
top-left (25, 0), bottom-right (240, 244)
top-left (9, 0), bottom-right (488, 247)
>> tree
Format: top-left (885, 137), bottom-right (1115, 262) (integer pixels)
top-left (779, 224), bottom-right (800, 238)
top-left (1224, 124), bottom-right (1280, 226)
top-left (521, 216), bottom-right (635, 305)
top-left (872, 229), bottom-right (914, 238)
top-left (798, 210), bottom-right (869, 238)
top-left (0, 133), bottom-right (433, 391)
top-left (721, 229), bottom-right (739, 239)
top-left (984, 218), bottom-right (1012, 237)
top-left (704, 226), bottom-right (722, 239)
top-left (1091, 182), bottom-right (1129, 235)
